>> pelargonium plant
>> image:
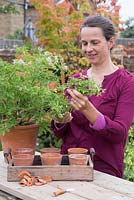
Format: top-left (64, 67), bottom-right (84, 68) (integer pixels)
top-left (0, 45), bottom-right (101, 135)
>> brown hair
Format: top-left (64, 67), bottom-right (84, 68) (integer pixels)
top-left (80, 15), bottom-right (115, 41)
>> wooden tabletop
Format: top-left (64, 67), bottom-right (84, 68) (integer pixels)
top-left (0, 151), bottom-right (134, 200)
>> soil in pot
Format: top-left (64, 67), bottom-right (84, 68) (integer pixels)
top-left (40, 152), bottom-right (62, 165)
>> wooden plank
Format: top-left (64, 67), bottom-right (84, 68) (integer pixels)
top-left (0, 151), bottom-right (134, 200)
top-left (93, 171), bottom-right (134, 198)
top-left (1, 177), bottom-right (134, 200)
top-left (50, 181), bottom-right (134, 200)
top-left (7, 155), bottom-right (93, 182)
top-left (0, 190), bottom-right (19, 200)
top-left (7, 165), bottom-right (93, 181)
top-left (0, 184), bottom-right (88, 200)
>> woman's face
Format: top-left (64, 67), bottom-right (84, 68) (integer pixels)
top-left (80, 27), bottom-right (114, 66)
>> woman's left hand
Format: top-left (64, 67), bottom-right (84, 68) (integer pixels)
top-left (66, 89), bottom-right (100, 124)
top-left (66, 89), bottom-right (91, 112)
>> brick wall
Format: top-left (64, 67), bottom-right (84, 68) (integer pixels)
top-left (0, 1), bottom-right (38, 39)
top-left (0, 0), bottom-right (24, 38)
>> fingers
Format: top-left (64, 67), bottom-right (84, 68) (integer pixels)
top-left (70, 99), bottom-right (79, 111)
top-left (67, 89), bottom-right (83, 100)
top-left (67, 89), bottom-right (83, 104)
top-left (63, 112), bottom-right (73, 123)
top-left (67, 89), bottom-right (89, 111)
top-left (70, 97), bottom-right (85, 111)
top-left (55, 112), bottom-right (73, 124)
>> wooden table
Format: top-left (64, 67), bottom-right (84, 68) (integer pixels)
top-left (0, 151), bottom-right (134, 200)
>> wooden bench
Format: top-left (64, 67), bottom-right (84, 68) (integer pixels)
top-left (0, 151), bottom-right (134, 200)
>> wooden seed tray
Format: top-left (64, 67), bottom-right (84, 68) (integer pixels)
top-left (7, 155), bottom-right (94, 182)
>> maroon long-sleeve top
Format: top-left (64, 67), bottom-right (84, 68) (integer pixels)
top-left (51, 68), bottom-right (134, 178)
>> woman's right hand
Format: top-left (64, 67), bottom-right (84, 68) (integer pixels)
top-left (54, 112), bottom-right (73, 124)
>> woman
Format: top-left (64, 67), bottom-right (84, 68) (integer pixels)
top-left (51, 15), bottom-right (134, 178)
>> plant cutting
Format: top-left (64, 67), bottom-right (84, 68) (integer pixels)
top-left (0, 45), bottom-right (101, 152)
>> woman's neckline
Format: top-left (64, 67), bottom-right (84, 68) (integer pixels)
top-left (87, 67), bottom-right (121, 85)
top-left (104, 67), bottom-right (120, 78)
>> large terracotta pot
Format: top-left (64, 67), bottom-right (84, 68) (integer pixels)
top-left (0, 124), bottom-right (39, 154)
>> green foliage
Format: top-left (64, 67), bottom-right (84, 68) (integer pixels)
top-left (120, 17), bottom-right (134, 38)
top-left (0, 45), bottom-right (100, 137)
top-left (6, 29), bottom-right (24, 40)
top-left (36, 120), bottom-right (61, 151)
top-left (67, 75), bottom-right (101, 95)
top-left (124, 125), bottom-right (134, 181)
top-left (0, 3), bottom-right (19, 14)
top-left (0, 45), bottom-right (64, 135)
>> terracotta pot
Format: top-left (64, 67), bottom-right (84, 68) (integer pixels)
top-left (69, 154), bottom-right (89, 165)
top-left (0, 124), bottom-right (38, 155)
top-left (12, 154), bottom-right (34, 166)
top-left (40, 153), bottom-right (62, 165)
top-left (67, 148), bottom-right (88, 155)
top-left (40, 147), bottom-right (60, 154)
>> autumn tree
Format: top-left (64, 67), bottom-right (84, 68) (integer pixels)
top-left (95, 0), bottom-right (123, 32)
top-left (30, 0), bottom-right (121, 68)
top-left (120, 17), bottom-right (134, 38)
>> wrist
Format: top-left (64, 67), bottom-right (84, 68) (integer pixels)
top-left (54, 121), bottom-right (65, 129)
top-left (82, 103), bottom-right (99, 124)
top-left (89, 113), bottom-right (106, 130)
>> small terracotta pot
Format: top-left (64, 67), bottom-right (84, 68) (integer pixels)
top-left (12, 154), bottom-right (34, 166)
top-left (67, 148), bottom-right (88, 154)
top-left (69, 154), bottom-right (89, 165)
top-left (13, 148), bottom-right (34, 155)
top-left (40, 147), bottom-right (60, 154)
top-left (40, 153), bottom-right (62, 165)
